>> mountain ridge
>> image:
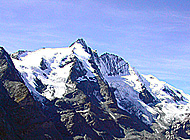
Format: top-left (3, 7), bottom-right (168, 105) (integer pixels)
top-left (1, 39), bottom-right (190, 139)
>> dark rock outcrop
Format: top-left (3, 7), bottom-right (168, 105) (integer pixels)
top-left (162, 86), bottom-right (182, 102)
top-left (139, 85), bottom-right (154, 104)
top-left (40, 58), bottom-right (48, 70)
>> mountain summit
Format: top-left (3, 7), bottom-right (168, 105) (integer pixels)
top-left (1, 39), bottom-right (190, 139)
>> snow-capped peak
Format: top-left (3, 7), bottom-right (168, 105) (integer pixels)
top-left (11, 39), bottom-right (190, 128)
top-left (76, 38), bottom-right (88, 48)
top-left (11, 39), bottom-right (98, 101)
top-left (69, 40), bottom-right (91, 60)
top-left (69, 38), bottom-right (93, 55)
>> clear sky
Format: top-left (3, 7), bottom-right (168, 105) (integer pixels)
top-left (0, 0), bottom-right (190, 94)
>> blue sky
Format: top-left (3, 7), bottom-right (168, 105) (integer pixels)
top-left (0, 0), bottom-right (190, 94)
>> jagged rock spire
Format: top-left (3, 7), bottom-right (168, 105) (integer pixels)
top-left (69, 38), bottom-right (93, 55)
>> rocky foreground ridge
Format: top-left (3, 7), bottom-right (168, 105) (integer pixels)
top-left (0, 39), bottom-right (190, 139)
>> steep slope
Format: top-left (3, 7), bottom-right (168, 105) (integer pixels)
top-left (0, 47), bottom-right (62, 140)
top-left (10, 39), bottom-right (190, 139)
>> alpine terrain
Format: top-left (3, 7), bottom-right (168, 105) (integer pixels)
top-left (1, 39), bottom-right (190, 140)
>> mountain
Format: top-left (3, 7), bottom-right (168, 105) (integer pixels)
top-left (1, 39), bottom-right (190, 139)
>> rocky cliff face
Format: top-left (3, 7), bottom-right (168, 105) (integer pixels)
top-left (0, 47), bottom-right (63, 139)
top-left (1, 39), bottom-right (190, 139)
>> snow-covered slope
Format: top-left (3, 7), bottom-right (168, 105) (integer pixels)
top-left (11, 39), bottom-right (190, 138)
top-left (142, 75), bottom-right (190, 125)
top-left (12, 39), bottom-right (98, 101)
